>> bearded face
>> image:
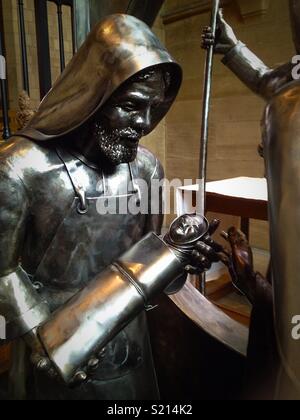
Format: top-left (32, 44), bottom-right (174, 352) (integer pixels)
top-left (91, 122), bottom-right (143, 165)
top-left (91, 68), bottom-right (168, 165)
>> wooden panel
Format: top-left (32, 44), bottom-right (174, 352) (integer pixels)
top-left (205, 192), bottom-right (268, 220)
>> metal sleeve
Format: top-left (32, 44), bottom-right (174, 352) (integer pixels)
top-left (38, 233), bottom-right (185, 384)
top-left (222, 42), bottom-right (271, 97)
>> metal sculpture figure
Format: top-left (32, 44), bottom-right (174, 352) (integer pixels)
top-left (0, 14), bottom-right (222, 400)
top-left (202, 0), bottom-right (300, 400)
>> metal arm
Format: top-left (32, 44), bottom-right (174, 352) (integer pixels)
top-left (222, 42), bottom-right (292, 100)
top-left (0, 163), bottom-right (50, 342)
top-left (38, 232), bottom-right (185, 385)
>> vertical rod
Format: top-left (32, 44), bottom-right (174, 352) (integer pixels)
top-left (34, 0), bottom-right (52, 99)
top-left (198, 0), bottom-right (220, 295)
top-left (70, 3), bottom-right (76, 55)
top-left (0, 36), bottom-right (11, 139)
top-left (17, 0), bottom-right (30, 94)
top-left (57, 0), bottom-right (66, 72)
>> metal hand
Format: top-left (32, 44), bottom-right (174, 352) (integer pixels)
top-left (164, 215), bottom-right (229, 275)
top-left (221, 227), bottom-right (257, 304)
top-left (201, 9), bottom-right (238, 55)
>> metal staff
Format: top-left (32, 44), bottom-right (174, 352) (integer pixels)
top-left (198, 0), bottom-right (220, 294)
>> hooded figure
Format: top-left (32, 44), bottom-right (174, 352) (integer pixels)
top-left (20, 14), bottom-right (181, 140)
top-left (0, 14), bottom-right (185, 400)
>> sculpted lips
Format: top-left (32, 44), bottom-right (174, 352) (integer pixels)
top-left (119, 128), bottom-right (141, 147)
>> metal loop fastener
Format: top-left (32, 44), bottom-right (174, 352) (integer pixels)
top-left (76, 201), bottom-right (88, 215)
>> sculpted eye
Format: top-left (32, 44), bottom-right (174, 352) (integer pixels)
top-left (120, 102), bottom-right (136, 112)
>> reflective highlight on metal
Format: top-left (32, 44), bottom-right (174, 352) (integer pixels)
top-left (214, 4), bottom-right (300, 397)
top-left (38, 233), bottom-right (184, 384)
top-left (264, 82), bottom-right (300, 399)
top-left (19, 14), bottom-right (182, 141)
top-left (0, 14), bottom-right (182, 399)
top-left (168, 214), bottom-right (209, 247)
top-left (221, 40), bottom-right (293, 101)
top-left (0, 10), bottom-right (255, 399)
top-left (0, 266), bottom-right (50, 340)
top-left (170, 280), bottom-right (249, 357)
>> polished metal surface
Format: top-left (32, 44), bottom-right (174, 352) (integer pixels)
top-left (264, 82), bottom-right (300, 399)
top-left (221, 42), bottom-right (293, 101)
top-left (199, 0), bottom-right (219, 212)
top-left (38, 233), bottom-right (184, 384)
top-left (202, 4), bottom-right (300, 398)
top-left (0, 12), bottom-right (238, 400)
top-left (19, 14), bottom-right (182, 141)
top-left (170, 280), bottom-right (249, 357)
top-left (202, 8), bottom-right (295, 101)
top-left (168, 214), bottom-right (209, 246)
top-left (0, 267), bottom-right (50, 340)
top-left (198, 0), bottom-right (219, 296)
top-left (0, 14), bottom-right (182, 400)
top-left (164, 213), bottom-right (249, 355)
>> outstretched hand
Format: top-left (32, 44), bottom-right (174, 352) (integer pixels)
top-left (201, 9), bottom-right (238, 55)
top-left (185, 218), bottom-right (230, 275)
top-left (221, 227), bottom-right (257, 304)
top-left (164, 214), bottom-right (230, 276)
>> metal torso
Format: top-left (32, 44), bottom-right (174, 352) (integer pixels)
top-left (263, 82), bottom-right (300, 399)
top-left (4, 136), bottom-right (160, 400)
top-left (27, 147), bottom-right (146, 309)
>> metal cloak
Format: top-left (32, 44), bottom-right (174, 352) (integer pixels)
top-left (20, 13), bottom-right (181, 141)
top-left (0, 14), bottom-right (182, 400)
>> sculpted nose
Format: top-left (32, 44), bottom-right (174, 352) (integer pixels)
top-left (133, 107), bottom-right (152, 135)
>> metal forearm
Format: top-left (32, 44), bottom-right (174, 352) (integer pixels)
top-left (38, 232), bottom-right (184, 385)
top-left (0, 266), bottom-right (50, 341)
top-left (222, 41), bottom-right (271, 98)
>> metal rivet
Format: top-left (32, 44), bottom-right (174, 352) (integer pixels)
top-left (88, 358), bottom-right (99, 370)
top-left (73, 371), bottom-right (87, 384)
top-left (98, 347), bottom-right (106, 358)
top-left (33, 281), bottom-right (44, 292)
top-left (36, 357), bottom-right (51, 372)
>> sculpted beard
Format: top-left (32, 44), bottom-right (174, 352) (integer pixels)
top-left (92, 121), bottom-right (142, 165)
